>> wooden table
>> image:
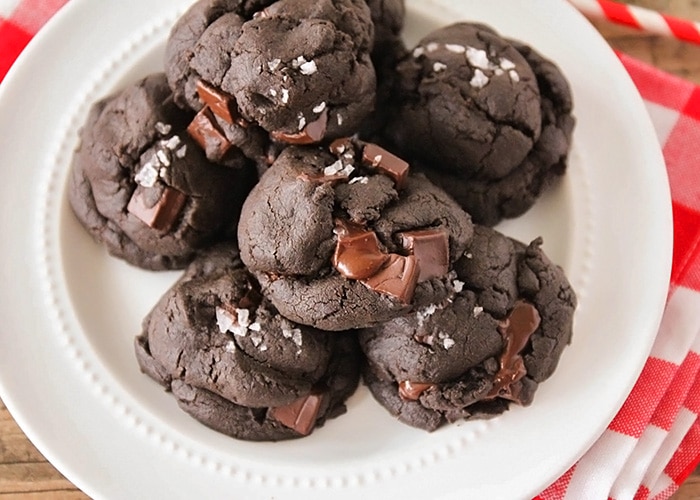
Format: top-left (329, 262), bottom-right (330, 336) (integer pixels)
top-left (2, 2), bottom-right (700, 499)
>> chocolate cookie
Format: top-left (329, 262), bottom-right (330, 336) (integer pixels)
top-left (386, 22), bottom-right (542, 180)
top-left (417, 34), bottom-right (576, 226)
top-left (135, 244), bottom-right (361, 441)
top-left (68, 73), bottom-right (255, 270)
top-left (238, 139), bottom-right (473, 330)
top-left (165, 0), bottom-right (376, 151)
top-left (359, 225), bottom-right (576, 431)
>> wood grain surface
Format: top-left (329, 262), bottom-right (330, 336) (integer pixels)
top-left (1, 1), bottom-right (699, 498)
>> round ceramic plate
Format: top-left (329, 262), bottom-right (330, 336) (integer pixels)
top-left (0, 0), bottom-right (672, 498)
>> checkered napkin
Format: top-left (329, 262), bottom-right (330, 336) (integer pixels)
top-left (1, 1), bottom-right (699, 498)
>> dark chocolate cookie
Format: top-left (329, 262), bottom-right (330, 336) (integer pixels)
top-left (238, 139), bottom-right (473, 330)
top-left (135, 244), bottom-right (361, 441)
top-left (68, 73), bottom-right (255, 270)
top-left (386, 22), bottom-right (542, 180)
top-left (359, 225), bottom-right (576, 431)
top-left (417, 35), bottom-right (576, 226)
top-left (165, 0), bottom-right (376, 151)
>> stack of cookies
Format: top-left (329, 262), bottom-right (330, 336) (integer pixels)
top-left (69, 0), bottom-right (577, 440)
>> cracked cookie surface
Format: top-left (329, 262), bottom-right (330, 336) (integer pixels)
top-left (134, 244), bottom-right (361, 440)
top-left (359, 225), bottom-right (576, 431)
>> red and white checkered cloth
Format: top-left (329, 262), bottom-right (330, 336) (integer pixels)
top-left (1, 1), bottom-right (699, 498)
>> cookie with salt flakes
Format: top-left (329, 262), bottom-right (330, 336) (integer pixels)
top-left (135, 244), bottom-right (361, 441)
top-left (359, 225), bottom-right (576, 431)
top-left (68, 72), bottom-right (255, 270)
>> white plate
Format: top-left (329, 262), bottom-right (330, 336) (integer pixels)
top-left (0, 0), bottom-right (672, 498)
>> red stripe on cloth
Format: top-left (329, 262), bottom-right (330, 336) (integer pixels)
top-left (682, 370), bottom-right (700, 414)
top-left (0, 20), bottom-right (32, 82)
top-left (664, 16), bottom-right (700, 45)
top-left (682, 87), bottom-right (700, 122)
top-left (598, 0), bottom-right (642, 29)
top-left (633, 484), bottom-right (650, 500)
top-left (650, 351), bottom-right (700, 430)
top-left (670, 203), bottom-right (700, 290)
top-left (664, 422), bottom-right (700, 482)
top-left (618, 53), bottom-right (695, 110)
top-left (609, 357), bottom-right (678, 438)
top-left (532, 463), bottom-right (577, 500)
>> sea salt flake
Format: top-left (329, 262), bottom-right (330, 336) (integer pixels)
top-left (250, 334), bottom-right (263, 347)
top-left (336, 114), bottom-right (344, 126)
top-left (433, 62), bottom-right (447, 73)
top-left (453, 279), bottom-right (464, 293)
top-left (349, 176), bottom-right (369, 185)
top-left (224, 340), bottom-right (236, 352)
top-left (163, 135), bottom-right (181, 150)
top-left (473, 305), bottom-right (484, 318)
top-left (340, 164), bottom-right (355, 176)
top-left (249, 322), bottom-right (261, 332)
top-left (216, 307), bottom-right (236, 333)
top-left (236, 308), bottom-right (250, 327)
top-left (281, 88), bottom-right (290, 104)
top-left (156, 149), bottom-right (171, 167)
top-left (412, 46), bottom-right (425, 58)
top-left (292, 55), bottom-right (307, 69)
top-left (175, 145), bottom-right (188, 159)
top-left (259, 344), bottom-right (268, 352)
top-left (231, 324), bottom-right (248, 337)
top-left (470, 69), bottom-right (489, 89)
top-left (443, 338), bottom-right (455, 350)
top-left (426, 42), bottom-right (439, 52)
top-left (371, 154), bottom-right (383, 167)
top-left (465, 252), bottom-right (473, 259)
top-left (267, 58), bottom-right (282, 71)
top-left (282, 328), bottom-right (293, 339)
top-left (155, 122), bottom-right (172, 135)
top-left (299, 60), bottom-right (317, 76)
top-left (159, 167), bottom-right (168, 178)
top-left (445, 44), bottom-right (466, 54)
top-left (324, 159), bottom-right (344, 176)
top-left (291, 329), bottom-right (303, 347)
top-left (134, 163), bottom-right (159, 188)
top-left (499, 58), bottom-right (516, 70)
top-left (298, 113), bottom-right (307, 131)
top-left (313, 102), bottom-right (326, 113)
top-left (269, 89), bottom-right (278, 97)
top-left (466, 46), bottom-right (490, 70)
top-left (494, 68), bottom-right (504, 76)
top-left (509, 70), bottom-right (520, 82)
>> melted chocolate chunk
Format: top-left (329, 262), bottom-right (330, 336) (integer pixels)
top-left (332, 219), bottom-right (389, 280)
top-left (489, 300), bottom-right (541, 400)
top-left (398, 228), bottom-right (450, 282)
top-left (187, 107), bottom-right (233, 161)
top-left (271, 109), bottom-right (328, 145)
top-left (127, 184), bottom-right (187, 232)
top-left (398, 380), bottom-right (434, 401)
top-left (363, 253), bottom-right (419, 304)
top-left (196, 80), bottom-right (239, 125)
top-left (362, 143), bottom-right (409, 189)
top-left (269, 392), bottom-right (326, 436)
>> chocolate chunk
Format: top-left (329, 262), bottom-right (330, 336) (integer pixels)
top-left (332, 219), bottom-right (389, 280)
top-left (269, 392), bottom-right (326, 436)
top-left (362, 143), bottom-right (409, 189)
top-left (398, 228), bottom-right (450, 281)
top-left (187, 107), bottom-right (233, 161)
top-left (489, 300), bottom-right (541, 399)
top-left (127, 184), bottom-right (187, 232)
top-left (196, 80), bottom-right (239, 125)
top-left (270, 109), bottom-right (328, 145)
top-left (398, 380), bottom-right (434, 401)
top-left (362, 253), bottom-right (419, 303)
